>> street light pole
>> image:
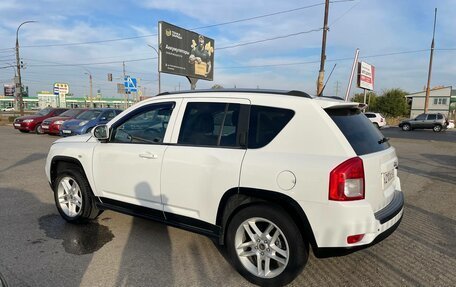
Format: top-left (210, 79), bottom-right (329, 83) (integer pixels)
top-left (84, 72), bottom-right (93, 107)
top-left (147, 44), bottom-right (161, 94)
top-left (16, 20), bottom-right (36, 116)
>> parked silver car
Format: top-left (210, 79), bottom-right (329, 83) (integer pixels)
top-left (399, 113), bottom-right (448, 132)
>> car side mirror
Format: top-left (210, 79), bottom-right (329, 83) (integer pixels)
top-left (92, 125), bottom-right (109, 141)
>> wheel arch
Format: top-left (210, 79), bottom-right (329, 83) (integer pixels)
top-left (50, 156), bottom-right (90, 190)
top-left (216, 187), bottom-right (318, 251)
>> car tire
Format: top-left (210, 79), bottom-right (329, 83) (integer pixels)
top-left (53, 167), bottom-right (101, 223)
top-left (433, 125), bottom-right (442, 132)
top-left (401, 123), bottom-right (411, 131)
top-left (226, 204), bottom-right (308, 287)
top-left (35, 124), bottom-right (43, 134)
top-left (373, 122), bottom-right (380, 129)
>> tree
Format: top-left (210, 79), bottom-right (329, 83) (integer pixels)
top-left (376, 88), bottom-right (409, 117)
top-left (211, 84), bottom-right (223, 89)
top-left (351, 91), bottom-right (378, 111)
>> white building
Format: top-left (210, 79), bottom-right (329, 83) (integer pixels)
top-left (406, 86), bottom-right (452, 118)
top-left (37, 92), bottom-right (58, 109)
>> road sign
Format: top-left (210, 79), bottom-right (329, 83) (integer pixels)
top-left (124, 76), bottom-right (137, 92)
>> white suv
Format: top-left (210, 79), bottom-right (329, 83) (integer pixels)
top-left (45, 89), bottom-right (403, 286)
top-left (365, 112), bottom-right (386, 128)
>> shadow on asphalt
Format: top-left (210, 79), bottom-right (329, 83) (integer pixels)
top-left (0, 153), bottom-right (47, 173)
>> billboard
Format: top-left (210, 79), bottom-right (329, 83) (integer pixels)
top-left (159, 21), bottom-right (214, 81)
top-left (357, 61), bottom-right (375, 90)
top-left (4, 84), bottom-right (15, 97)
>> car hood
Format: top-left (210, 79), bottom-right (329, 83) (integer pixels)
top-left (62, 118), bottom-right (95, 127)
top-left (54, 133), bottom-right (93, 144)
top-left (15, 115), bottom-right (42, 121)
top-left (45, 116), bottom-right (70, 122)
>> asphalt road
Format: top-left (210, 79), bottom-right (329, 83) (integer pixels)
top-left (0, 126), bottom-right (455, 287)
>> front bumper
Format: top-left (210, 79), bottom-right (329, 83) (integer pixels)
top-left (43, 123), bottom-right (61, 135)
top-left (13, 122), bottom-right (35, 131)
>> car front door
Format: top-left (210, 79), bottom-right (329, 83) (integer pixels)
top-left (413, 113), bottom-right (427, 128)
top-left (161, 98), bottom-right (250, 226)
top-left (92, 100), bottom-right (180, 212)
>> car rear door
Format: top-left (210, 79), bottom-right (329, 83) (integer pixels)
top-left (161, 97), bottom-right (250, 225)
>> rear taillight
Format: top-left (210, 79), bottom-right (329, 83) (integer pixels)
top-left (329, 157), bottom-right (365, 201)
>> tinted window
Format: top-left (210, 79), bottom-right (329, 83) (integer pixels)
top-left (326, 108), bottom-right (390, 156)
top-left (365, 113), bottom-right (375, 118)
top-left (113, 103), bottom-right (173, 144)
top-left (248, 106), bottom-right (294, 149)
top-left (415, 114), bottom-right (426, 120)
top-left (178, 102), bottom-right (241, 147)
top-left (437, 114), bottom-right (443, 119)
top-left (101, 110), bottom-right (117, 121)
top-left (427, 114), bottom-right (437, 120)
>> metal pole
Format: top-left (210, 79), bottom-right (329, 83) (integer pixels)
top-left (317, 0), bottom-right (330, 96)
top-left (147, 44), bottom-right (161, 94)
top-left (16, 21), bottom-right (36, 116)
top-left (424, 8), bottom-right (437, 113)
top-left (344, 48), bottom-right (359, 101)
top-left (363, 89), bottom-right (367, 104)
top-left (123, 61), bottom-right (128, 109)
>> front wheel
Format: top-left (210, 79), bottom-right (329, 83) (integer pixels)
top-left (401, 123), bottom-right (411, 131)
top-left (54, 168), bottom-right (100, 223)
top-left (226, 204), bottom-right (308, 286)
top-left (433, 125), bottom-right (442, 132)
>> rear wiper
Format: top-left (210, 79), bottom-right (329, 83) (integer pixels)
top-left (378, 137), bottom-right (390, 144)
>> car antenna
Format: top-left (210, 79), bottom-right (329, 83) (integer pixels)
top-left (317, 64), bottom-right (337, 97)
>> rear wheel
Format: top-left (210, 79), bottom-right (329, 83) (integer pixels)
top-left (433, 125), bottom-right (442, 132)
top-left (54, 167), bottom-right (100, 223)
top-left (226, 204), bottom-right (307, 286)
top-left (373, 122), bottom-right (380, 129)
top-left (401, 123), bottom-right (411, 131)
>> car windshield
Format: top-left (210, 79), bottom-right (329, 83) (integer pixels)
top-left (37, 108), bottom-right (52, 116)
top-left (60, 109), bottom-right (83, 117)
top-left (76, 110), bottom-right (102, 120)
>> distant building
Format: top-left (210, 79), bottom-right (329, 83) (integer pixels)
top-left (406, 86), bottom-right (453, 118)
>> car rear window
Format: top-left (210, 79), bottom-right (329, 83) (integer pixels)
top-left (326, 108), bottom-right (390, 155)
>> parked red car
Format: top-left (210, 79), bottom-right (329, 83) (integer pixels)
top-left (41, 108), bottom-right (88, 135)
top-left (13, 107), bottom-right (68, 134)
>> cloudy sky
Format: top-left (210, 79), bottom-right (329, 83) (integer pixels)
top-left (0, 0), bottom-right (455, 99)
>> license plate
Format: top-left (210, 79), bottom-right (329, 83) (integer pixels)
top-left (14, 123), bottom-right (21, 127)
top-left (62, 130), bottom-right (72, 134)
top-left (382, 169), bottom-right (395, 188)
top-left (42, 125), bottom-right (49, 129)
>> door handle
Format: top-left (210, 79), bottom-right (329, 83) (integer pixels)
top-left (139, 152), bottom-right (158, 159)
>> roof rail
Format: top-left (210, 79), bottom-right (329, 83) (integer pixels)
top-left (155, 88), bottom-right (312, 98)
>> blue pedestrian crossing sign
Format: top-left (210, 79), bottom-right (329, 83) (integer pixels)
top-left (124, 76), bottom-right (137, 92)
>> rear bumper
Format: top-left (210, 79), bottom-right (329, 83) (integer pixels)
top-left (301, 190), bottom-right (404, 248)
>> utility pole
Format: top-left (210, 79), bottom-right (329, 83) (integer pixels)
top-left (317, 0), bottom-right (330, 96)
top-left (16, 21), bottom-right (36, 115)
top-left (123, 61), bottom-right (128, 109)
top-left (424, 8), bottom-right (437, 113)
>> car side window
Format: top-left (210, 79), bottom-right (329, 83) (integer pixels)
top-left (437, 114), bottom-right (443, 120)
top-left (427, 114), bottom-right (436, 120)
top-left (111, 103), bottom-right (174, 144)
top-left (178, 102), bottom-right (241, 147)
top-left (365, 113), bottom-right (375, 118)
top-left (415, 114), bottom-right (426, 120)
top-left (248, 105), bottom-right (294, 149)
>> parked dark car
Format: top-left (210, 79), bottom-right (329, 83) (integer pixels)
top-left (60, 108), bottom-right (122, 136)
top-left (41, 108), bottom-right (89, 135)
top-left (13, 107), bottom-right (68, 134)
top-left (399, 113), bottom-right (448, 132)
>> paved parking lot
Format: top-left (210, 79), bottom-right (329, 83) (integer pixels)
top-left (0, 126), bottom-right (455, 287)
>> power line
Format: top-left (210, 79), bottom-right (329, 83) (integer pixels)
top-left (216, 49), bottom-right (430, 69)
top-left (0, 0), bottom-right (353, 50)
top-left (27, 57), bottom-right (157, 67)
top-left (217, 28), bottom-right (322, 50)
